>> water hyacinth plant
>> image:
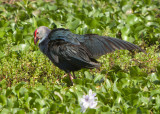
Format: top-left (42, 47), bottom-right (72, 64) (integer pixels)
top-left (0, 0), bottom-right (160, 113)
top-left (80, 89), bottom-right (98, 113)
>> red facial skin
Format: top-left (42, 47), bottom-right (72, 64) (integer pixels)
top-left (34, 29), bottom-right (39, 45)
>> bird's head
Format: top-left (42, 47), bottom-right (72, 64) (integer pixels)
top-left (34, 26), bottom-right (51, 44)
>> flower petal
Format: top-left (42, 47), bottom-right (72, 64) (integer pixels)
top-left (80, 89), bottom-right (98, 113)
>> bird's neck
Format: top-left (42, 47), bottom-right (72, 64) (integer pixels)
top-left (39, 35), bottom-right (48, 44)
top-left (38, 34), bottom-right (50, 55)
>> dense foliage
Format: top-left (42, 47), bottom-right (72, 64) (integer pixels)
top-left (0, 0), bottom-right (160, 113)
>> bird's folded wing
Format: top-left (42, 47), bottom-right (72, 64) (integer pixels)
top-left (81, 34), bottom-right (144, 58)
top-left (48, 40), bottom-right (100, 69)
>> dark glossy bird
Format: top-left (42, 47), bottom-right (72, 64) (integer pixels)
top-left (34, 26), bottom-right (144, 85)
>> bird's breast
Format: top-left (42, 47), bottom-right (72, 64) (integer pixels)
top-left (38, 39), bottom-right (49, 55)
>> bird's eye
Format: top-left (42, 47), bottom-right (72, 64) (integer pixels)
top-left (37, 32), bottom-right (39, 34)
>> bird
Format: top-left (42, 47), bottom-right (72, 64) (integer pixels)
top-left (34, 26), bottom-right (145, 85)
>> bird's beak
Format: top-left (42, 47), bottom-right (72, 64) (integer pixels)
top-left (34, 37), bottom-right (39, 45)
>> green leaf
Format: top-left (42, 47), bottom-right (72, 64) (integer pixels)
top-left (32, 17), bottom-right (37, 28)
top-left (144, 0), bottom-right (151, 5)
top-left (67, 19), bottom-right (80, 30)
top-left (15, 82), bottom-right (25, 92)
top-left (0, 27), bottom-right (5, 37)
top-left (90, 19), bottom-right (99, 28)
top-left (150, 73), bottom-right (158, 82)
top-left (54, 91), bottom-right (63, 101)
top-left (37, 18), bottom-right (50, 26)
top-left (14, 82), bottom-right (26, 98)
top-left (86, 108), bottom-right (96, 114)
top-left (121, 26), bottom-right (130, 35)
top-left (17, 10), bottom-right (29, 21)
top-left (146, 15), bottom-right (154, 21)
top-left (11, 44), bottom-right (29, 51)
top-left (50, 103), bottom-right (57, 112)
top-left (97, 93), bottom-right (106, 103)
top-left (30, 89), bottom-right (43, 99)
top-left (127, 108), bottom-right (137, 114)
top-left (0, 51), bottom-right (5, 59)
top-left (6, 88), bottom-right (12, 97)
top-left (6, 99), bottom-right (13, 108)
top-left (69, 91), bottom-right (78, 100)
top-left (146, 22), bottom-right (160, 27)
top-left (113, 79), bottom-right (120, 93)
top-left (105, 79), bottom-right (111, 89)
top-left (84, 71), bottom-right (93, 80)
top-left (39, 108), bottom-right (49, 114)
top-left (36, 85), bottom-right (46, 91)
top-left (126, 14), bottom-right (139, 26)
top-left (48, 4), bottom-right (57, 10)
top-left (94, 74), bottom-right (104, 83)
top-left (130, 66), bottom-right (141, 77)
top-left (23, 0), bottom-right (28, 7)
top-left (122, 5), bottom-right (132, 13)
top-left (0, 108), bottom-right (11, 114)
top-left (0, 79), bottom-right (7, 89)
top-left (16, 2), bottom-right (25, 9)
top-left (121, 25), bottom-right (135, 42)
top-left (16, 109), bottom-right (25, 114)
top-left (151, 89), bottom-right (160, 96)
top-left (81, 87), bottom-right (88, 94)
top-left (0, 95), bottom-right (6, 106)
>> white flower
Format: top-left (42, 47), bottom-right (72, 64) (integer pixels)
top-left (80, 89), bottom-right (98, 113)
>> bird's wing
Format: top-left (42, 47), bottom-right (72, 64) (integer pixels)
top-left (80, 34), bottom-right (145, 58)
top-left (47, 40), bottom-right (100, 71)
top-left (48, 28), bottom-right (80, 45)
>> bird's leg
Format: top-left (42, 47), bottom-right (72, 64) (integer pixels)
top-left (62, 74), bottom-right (68, 78)
top-left (72, 72), bottom-right (76, 79)
top-left (68, 73), bottom-right (73, 86)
